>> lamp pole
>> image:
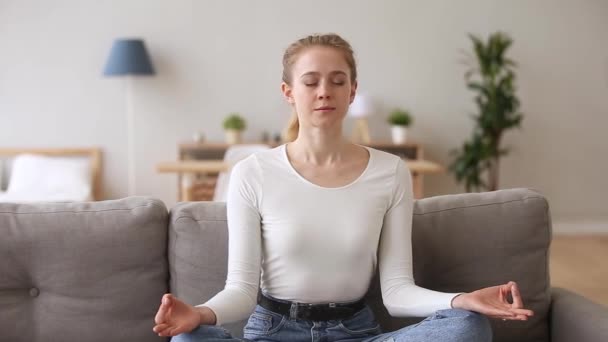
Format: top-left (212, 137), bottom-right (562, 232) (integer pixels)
top-left (126, 75), bottom-right (135, 196)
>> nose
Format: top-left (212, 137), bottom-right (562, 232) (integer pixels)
top-left (317, 81), bottom-right (332, 100)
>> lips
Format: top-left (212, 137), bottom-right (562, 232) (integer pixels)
top-left (315, 106), bottom-right (336, 111)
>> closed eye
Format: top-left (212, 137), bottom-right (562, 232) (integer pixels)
top-left (303, 80), bottom-right (345, 87)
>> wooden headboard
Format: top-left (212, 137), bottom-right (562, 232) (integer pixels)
top-left (0, 147), bottom-right (103, 201)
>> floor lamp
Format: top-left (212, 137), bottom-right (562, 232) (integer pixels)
top-left (103, 39), bottom-right (155, 196)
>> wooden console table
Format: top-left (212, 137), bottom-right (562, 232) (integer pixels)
top-left (157, 141), bottom-right (444, 201)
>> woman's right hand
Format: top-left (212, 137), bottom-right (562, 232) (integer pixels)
top-left (152, 293), bottom-right (215, 337)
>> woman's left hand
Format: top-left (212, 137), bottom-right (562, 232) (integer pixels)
top-left (451, 281), bottom-right (535, 321)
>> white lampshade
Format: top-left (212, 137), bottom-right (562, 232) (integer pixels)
top-left (348, 94), bottom-right (374, 118)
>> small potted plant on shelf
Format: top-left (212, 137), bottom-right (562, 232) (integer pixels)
top-left (223, 113), bottom-right (246, 144)
top-left (387, 108), bottom-right (413, 144)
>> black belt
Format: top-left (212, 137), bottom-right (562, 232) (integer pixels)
top-left (257, 292), bottom-right (366, 321)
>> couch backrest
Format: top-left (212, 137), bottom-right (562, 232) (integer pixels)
top-left (169, 188), bottom-right (552, 342)
top-left (0, 197), bottom-right (169, 342)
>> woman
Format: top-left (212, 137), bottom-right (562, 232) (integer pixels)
top-left (153, 33), bottom-right (534, 342)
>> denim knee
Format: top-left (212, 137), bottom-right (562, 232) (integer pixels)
top-left (440, 309), bottom-right (492, 341)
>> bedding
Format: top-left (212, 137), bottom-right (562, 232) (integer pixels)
top-left (0, 154), bottom-right (92, 202)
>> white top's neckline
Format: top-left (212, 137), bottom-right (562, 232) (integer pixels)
top-left (281, 143), bottom-right (373, 190)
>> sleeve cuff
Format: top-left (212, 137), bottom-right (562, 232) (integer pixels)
top-left (195, 303), bottom-right (221, 326)
top-left (450, 293), bottom-right (465, 309)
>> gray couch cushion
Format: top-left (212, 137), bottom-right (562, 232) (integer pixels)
top-left (169, 188), bottom-right (551, 342)
top-left (168, 201), bottom-right (248, 336)
top-left (0, 197), bottom-right (169, 342)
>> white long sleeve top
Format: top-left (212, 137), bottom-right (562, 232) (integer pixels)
top-left (198, 144), bottom-right (461, 325)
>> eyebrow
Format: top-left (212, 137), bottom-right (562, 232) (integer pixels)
top-left (300, 71), bottom-right (348, 78)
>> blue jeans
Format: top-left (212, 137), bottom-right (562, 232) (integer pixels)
top-left (171, 304), bottom-right (492, 342)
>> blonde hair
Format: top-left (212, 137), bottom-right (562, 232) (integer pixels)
top-left (281, 33), bottom-right (358, 142)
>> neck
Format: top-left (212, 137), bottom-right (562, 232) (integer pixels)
top-left (288, 127), bottom-right (351, 166)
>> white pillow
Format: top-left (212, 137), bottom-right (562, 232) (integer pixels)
top-left (6, 154), bottom-right (92, 201)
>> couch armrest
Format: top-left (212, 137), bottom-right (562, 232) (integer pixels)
top-left (550, 287), bottom-right (608, 342)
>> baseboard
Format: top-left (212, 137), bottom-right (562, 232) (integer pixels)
top-left (552, 219), bottom-right (608, 235)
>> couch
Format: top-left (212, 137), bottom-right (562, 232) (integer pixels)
top-left (1, 188), bottom-right (606, 342)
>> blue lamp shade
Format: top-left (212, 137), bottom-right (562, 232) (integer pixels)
top-left (103, 39), bottom-right (155, 76)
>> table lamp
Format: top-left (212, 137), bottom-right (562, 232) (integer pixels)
top-left (348, 94), bottom-right (374, 144)
top-left (103, 38), bottom-right (155, 196)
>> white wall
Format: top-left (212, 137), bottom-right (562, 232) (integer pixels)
top-left (1, 0), bottom-right (607, 228)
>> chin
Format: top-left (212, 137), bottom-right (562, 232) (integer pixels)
top-left (312, 120), bottom-right (344, 130)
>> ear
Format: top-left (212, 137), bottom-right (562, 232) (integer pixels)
top-left (281, 82), bottom-right (295, 105)
top-left (349, 81), bottom-right (358, 104)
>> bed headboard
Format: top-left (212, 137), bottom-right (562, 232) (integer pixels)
top-left (0, 147), bottom-right (103, 201)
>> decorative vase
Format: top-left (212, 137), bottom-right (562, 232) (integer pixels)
top-left (391, 126), bottom-right (408, 144)
top-left (225, 129), bottom-right (242, 144)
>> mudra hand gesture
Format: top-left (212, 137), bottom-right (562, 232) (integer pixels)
top-left (452, 281), bottom-right (535, 321)
top-left (153, 294), bottom-right (216, 337)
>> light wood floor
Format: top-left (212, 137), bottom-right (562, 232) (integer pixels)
top-left (550, 235), bottom-right (608, 306)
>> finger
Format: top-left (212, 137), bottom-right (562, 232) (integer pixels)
top-left (495, 315), bottom-right (529, 321)
top-left (154, 294), bottom-right (173, 324)
top-left (500, 283), bottom-right (513, 304)
top-left (153, 323), bottom-right (169, 333)
top-left (480, 305), bottom-right (517, 318)
top-left (490, 311), bottom-right (530, 321)
top-left (506, 314), bottom-right (529, 321)
top-left (158, 325), bottom-right (184, 337)
top-left (498, 284), bottom-right (507, 302)
top-left (164, 293), bottom-right (173, 305)
top-left (156, 326), bottom-right (176, 337)
top-left (509, 308), bottom-right (534, 316)
top-left (491, 314), bottom-right (521, 321)
top-left (493, 302), bottom-right (534, 317)
top-left (154, 298), bottom-right (169, 324)
top-left (487, 312), bottom-right (511, 319)
top-left (510, 282), bottom-right (524, 308)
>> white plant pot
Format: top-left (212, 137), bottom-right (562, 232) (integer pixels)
top-left (391, 126), bottom-right (408, 144)
top-left (225, 129), bottom-right (242, 144)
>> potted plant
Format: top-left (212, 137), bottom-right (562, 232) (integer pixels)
top-left (448, 32), bottom-right (523, 192)
top-left (223, 113), bottom-right (246, 144)
top-left (387, 109), bottom-right (413, 144)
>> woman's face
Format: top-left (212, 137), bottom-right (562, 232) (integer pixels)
top-left (282, 46), bottom-right (357, 131)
